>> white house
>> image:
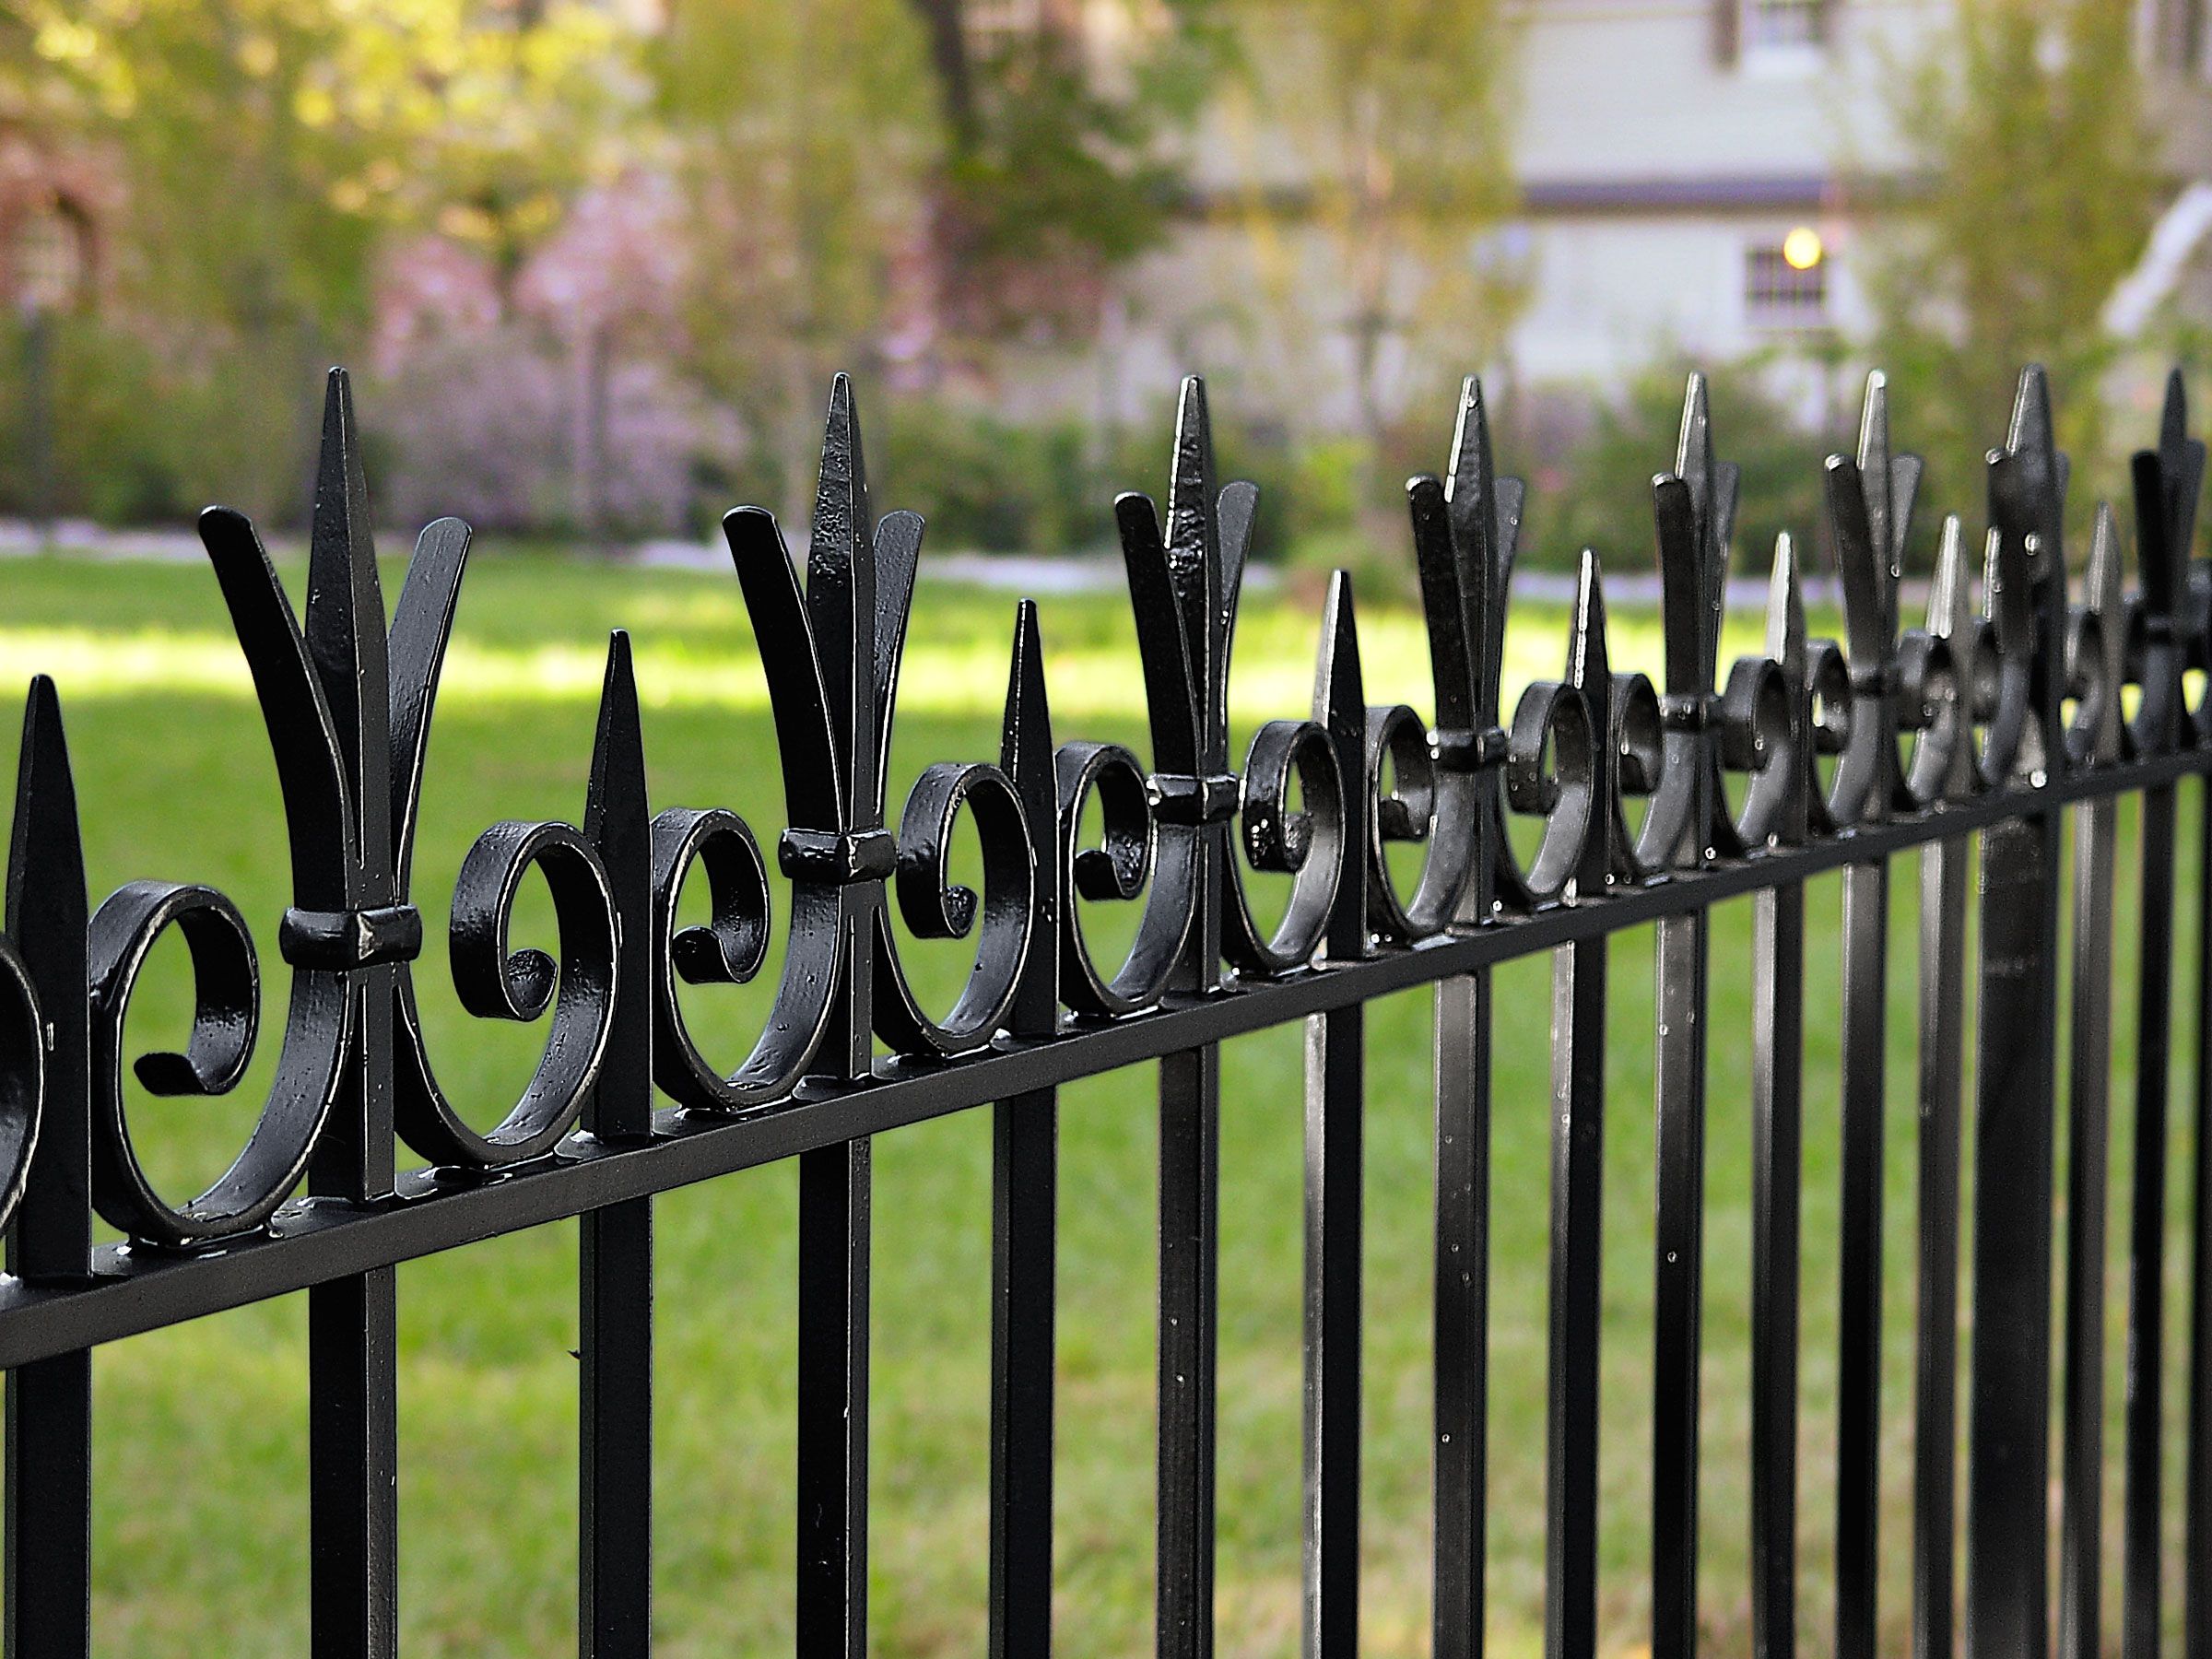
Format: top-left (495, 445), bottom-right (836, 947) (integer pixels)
top-left (1030, 0), bottom-right (2212, 436)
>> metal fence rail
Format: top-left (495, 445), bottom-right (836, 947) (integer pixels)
top-left (0, 359), bottom-right (2205, 1659)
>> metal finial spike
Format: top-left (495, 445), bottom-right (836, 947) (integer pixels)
top-left (310, 366), bottom-right (377, 594)
top-left (305, 366), bottom-right (390, 819)
top-left (1857, 371), bottom-right (1890, 477)
top-left (1676, 372), bottom-right (1713, 514)
top-left (2079, 502), bottom-right (2127, 764)
top-left (2006, 363), bottom-right (2055, 461)
top-left (1569, 547), bottom-right (1610, 689)
top-left (1316, 568), bottom-right (1364, 725)
top-left (812, 371), bottom-right (872, 568)
top-left (1165, 375), bottom-right (1218, 573)
top-left (1856, 371), bottom-right (1895, 585)
top-left (2157, 368), bottom-right (2206, 559)
top-left (1927, 514), bottom-right (1970, 641)
top-left (586, 629), bottom-right (644, 835)
top-left (583, 629), bottom-right (652, 1141)
top-left (1446, 375), bottom-right (1492, 511)
top-left (1766, 531), bottom-right (1806, 676)
top-left (2088, 500), bottom-right (2124, 620)
top-left (7, 674), bottom-right (84, 931)
top-left (1000, 598), bottom-right (1053, 784)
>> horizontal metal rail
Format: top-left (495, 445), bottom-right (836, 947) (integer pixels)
top-left (0, 360), bottom-right (2207, 1659)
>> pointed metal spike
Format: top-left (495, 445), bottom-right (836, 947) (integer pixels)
top-left (1569, 547), bottom-right (1611, 690)
top-left (1316, 568), bottom-right (1364, 725)
top-left (1445, 376), bottom-right (1491, 509)
top-left (1676, 372), bottom-right (1713, 506)
top-left (1001, 598), bottom-right (1053, 782)
top-left (1166, 374), bottom-right (1218, 570)
top-left (7, 674), bottom-right (87, 1279)
top-left (1856, 371), bottom-right (1894, 587)
top-left (310, 367), bottom-right (378, 592)
top-left (1927, 514), bottom-right (1970, 641)
top-left (1002, 597), bottom-right (1061, 1035)
top-left (2007, 363), bottom-right (2055, 459)
top-left (583, 630), bottom-right (652, 1141)
top-left (1766, 532), bottom-right (1806, 677)
top-left (2162, 368), bottom-right (2187, 465)
top-left (811, 371), bottom-right (872, 571)
top-left (305, 366), bottom-right (390, 835)
top-left (1857, 371), bottom-right (1890, 476)
top-left (8, 674), bottom-right (84, 932)
top-left (2087, 500), bottom-right (2124, 620)
top-left (587, 630), bottom-right (644, 830)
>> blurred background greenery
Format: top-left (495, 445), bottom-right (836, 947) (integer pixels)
top-left (1, 1), bottom-right (2209, 1654)
top-left (0, 0), bottom-right (2196, 582)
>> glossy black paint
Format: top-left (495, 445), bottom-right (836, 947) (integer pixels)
top-left (0, 360), bottom-right (2202, 1658)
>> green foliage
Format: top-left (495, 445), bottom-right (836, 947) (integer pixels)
top-left (1539, 360), bottom-right (1830, 576)
top-left (871, 392), bottom-right (1301, 560)
top-left (10, 0), bottom-right (647, 521)
top-left (925, 1), bottom-right (1231, 339)
top-left (881, 399), bottom-right (1087, 553)
top-left (1219, 0), bottom-right (1524, 457)
top-left (1864, 0), bottom-right (2160, 512)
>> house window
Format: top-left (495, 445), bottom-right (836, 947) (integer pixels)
top-left (1741, 0), bottom-right (1827, 52)
top-left (1746, 237), bottom-right (1827, 328)
top-left (10, 205), bottom-right (86, 314)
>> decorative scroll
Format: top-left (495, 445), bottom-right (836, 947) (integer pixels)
top-left (0, 359), bottom-right (2200, 1249)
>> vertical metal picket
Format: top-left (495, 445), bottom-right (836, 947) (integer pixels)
top-left (1547, 555), bottom-right (1617, 1659)
top-left (794, 378), bottom-right (879, 1659)
top-left (2058, 510), bottom-right (2124, 1659)
top-left (1750, 540), bottom-right (1812, 1659)
top-left (1302, 578), bottom-right (1369, 1659)
top-left (302, 371), bottom-right (402, 1659)
top-left (2192, 770), bottom-right (2212, 1659)
top-left (1965, 370), bottom-right (2069, 1659)
top-left (1912, 518), bottom-right (1975, 1659)
top-left (990, 603), bottom-right (1059, 1659)
top-left (580, 635), bottom-right (653, 1659)
top-left (2124, 373), bottom-right (2204, 1659)
top-left (4, 680), bottom-right (90, 1659)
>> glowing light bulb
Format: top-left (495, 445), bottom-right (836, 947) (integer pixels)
top-left (1782, 226), bottom-right (1824, 271)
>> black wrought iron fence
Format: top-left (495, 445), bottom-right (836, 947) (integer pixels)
top-left (0, 357), bottom-right (2204, 1659)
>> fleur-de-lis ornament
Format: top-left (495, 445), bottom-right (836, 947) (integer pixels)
top-left (1980, 366), bottom-right (2070, 788)
top-left (665, 375), bottom-right (1035, 1109)
top-left (78, 371), bottom-right (624, 1247)
top-left (1639, 374), bottom-right (1798, 868)
top-left (2128, 371), bottom-right (2205, 754)
top-left (1820, 371), bottom-right (1927, 827)
top-left (1402, 379), bottom-right (1590, 923)
top-left (1112, 379), bottom-right (1341, 982)
top-left (2065, 504), bottom-right (2128, 769)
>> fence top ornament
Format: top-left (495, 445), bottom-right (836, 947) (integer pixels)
top-left (0, 357), bottom-right (2201, 1253)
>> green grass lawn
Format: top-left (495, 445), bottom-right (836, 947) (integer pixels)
top-left (0, 546), bottom-right (2202, 1656)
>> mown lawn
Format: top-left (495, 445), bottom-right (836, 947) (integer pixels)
top-left (0, 545), bottom-right (2201, 1656)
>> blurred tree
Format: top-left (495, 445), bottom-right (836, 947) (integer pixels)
top-left (1863, 0), bottom-right (2159, 515)
top-left (653, 0), bottom-right (940, 525)
top-left (9, 0), bottom-right (642, 518)
top-left (1221, 0), bottom-right (1523, 509)
top-left (900, 0), bottom-right (1228, 349)
top-left (1541, 359), bottom-right (1826, 579)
